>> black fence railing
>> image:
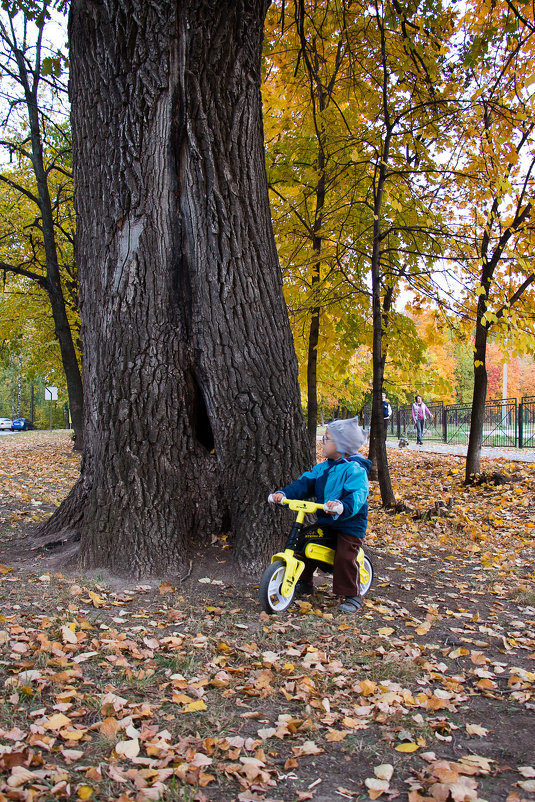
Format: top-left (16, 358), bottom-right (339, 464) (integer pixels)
top-left (519, 396), bottom-right (535, 449)
top-left (342, 395), bottom-right (534, 448)
top-left (386, 396), bottom-right (534, 448)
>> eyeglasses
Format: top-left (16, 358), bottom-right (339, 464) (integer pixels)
top-left (322, 435), bottom-right (334, 443)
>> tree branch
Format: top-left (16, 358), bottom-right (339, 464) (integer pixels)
top-left (0, 259), bottom-right (48, 287)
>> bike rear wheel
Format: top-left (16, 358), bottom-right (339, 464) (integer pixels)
top-left (258, 561), bottom-right (295, 614)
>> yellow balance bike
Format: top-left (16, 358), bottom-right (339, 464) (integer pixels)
top-left (259, 498), bottom-right (374, 614)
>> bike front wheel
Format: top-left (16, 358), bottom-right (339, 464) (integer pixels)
top-left (258, 561), bottom-right (295, 614)
top-left (360, 555), bottom-right (374, 596)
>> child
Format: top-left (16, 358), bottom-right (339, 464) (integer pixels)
top-left (268, 416), bottom-right (371, 614)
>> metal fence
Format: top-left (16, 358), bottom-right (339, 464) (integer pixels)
top-left (520, 396), bottom-right (535, 448)
top-left (383, 396), bottom-right (528, 447)
top-left (480, 398), bottom-right (517, 448)
top-left (345, 395), bottom-right (535, 449)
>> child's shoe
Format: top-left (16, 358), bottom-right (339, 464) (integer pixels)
top-left (339, 595), bottom-right (363, 613)
top-left (295, 580), bottom-right (314, 596)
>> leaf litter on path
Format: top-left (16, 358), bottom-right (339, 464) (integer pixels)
top-left (0, 432), bottom-right (533, 800)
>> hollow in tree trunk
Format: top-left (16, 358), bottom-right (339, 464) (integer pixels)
top-left (39, 0), bottom-right (310, 576)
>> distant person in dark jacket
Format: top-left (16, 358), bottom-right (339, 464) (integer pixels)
top-left (268, 416), bottom-right (371, 614)
top-left (382, 392), bottom-right (392, 442)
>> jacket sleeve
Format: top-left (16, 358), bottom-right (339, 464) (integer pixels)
top-left (335, 465), bottom-right (369, 520)
top-left (280, 463), bottom-right (324, 500)
top-left (411, 403), bottom-right (416, 422)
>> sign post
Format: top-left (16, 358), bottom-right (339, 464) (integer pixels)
top-left (44, 386), bottom-right (58, 430)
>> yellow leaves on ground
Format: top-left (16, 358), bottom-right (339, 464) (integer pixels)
top-left (377, 626), bottom-right (395, 636)
top-left (182, 699), bottom-right (207, 713)
top-left (407, 754), bottom-right (496, 800)
top-left (43, 713), bottom-right (71, 731)
top-left (395, 742), bottom-right (420, 752)
top-left (0, 433), bottom-right (534, 800)
top-left (86, 590), bottom-right (106, 608)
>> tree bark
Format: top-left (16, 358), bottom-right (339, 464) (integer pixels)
top-left (369, 217), bottom-right (396, 506)
top-left (307, 298), bottom-right (320, 450)
top-left (17, 355), bottom-right (22, 418)
top-left (465, 316), bottom-right (489, 481)
top-left (40, 0), bottom-right (309, 576)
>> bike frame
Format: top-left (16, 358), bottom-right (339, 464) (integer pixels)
top-left (270, 498), bottom-right (369, 598)
top-left (270, 499), bottom-right (331, 598)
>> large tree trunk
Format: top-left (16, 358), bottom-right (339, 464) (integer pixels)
top-left (40, 0), bottom-right (309, 576)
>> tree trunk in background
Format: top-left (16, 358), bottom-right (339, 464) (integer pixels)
top-left (306, 143), bottom-right (326, 452)
top-left (13, 35), bottom-right (85, 450)
top-left (17, 356), bottom-right (22, 418)
top-left (10, 354), bottom-right (15, 419)
top-left (39, 0), bottom-right (309, 576)
top-left (465, 317), bottom-right (488, 481)
top-left (307, 300), bottom-right (320, 451)
top-left (369, 230), bottom-right (396, 507)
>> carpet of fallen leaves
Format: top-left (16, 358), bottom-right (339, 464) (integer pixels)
top-left (0, 432), bottom-right (534, 802)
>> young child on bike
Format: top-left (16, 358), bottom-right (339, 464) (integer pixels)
top-left (268, 416), bottom-right (371, 614)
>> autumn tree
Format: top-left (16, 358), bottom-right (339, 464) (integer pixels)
top-left (263, 0), bottom-right (457, 506)
top-left (0, 5), bottom-right (83, 446)
top-left (442, 0), bottom-right (535, 480)
top-left (37, 0), bottom-right (310, 576)
top-left (263, 2), bottom-right (371, 450)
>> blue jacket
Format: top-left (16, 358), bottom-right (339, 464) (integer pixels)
top-left (280, 454), bottom-right (371, 538)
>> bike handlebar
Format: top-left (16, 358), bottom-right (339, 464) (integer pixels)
top-left (282, 498), bottom-right (325, 514)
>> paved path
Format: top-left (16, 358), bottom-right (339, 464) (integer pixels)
top-left (385, 438), bottom-right (535, 463)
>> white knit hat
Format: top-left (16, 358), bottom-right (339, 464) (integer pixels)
top-left (328, 416), bottom-right (367, 455)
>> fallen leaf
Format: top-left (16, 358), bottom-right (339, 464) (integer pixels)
top-left (44, 713), bottom-right (71, 730)
top-left (365, 777), bottom-right (390, 799)
top-left (395, 742), bottom-right (419, 753)
top-left (465, 724), bottom-right (489, 737)
top-left (292, 741), bottom-right (324, 757)
top-left (374, 764), bottom-right (394, 781)
top-left (115, 739), bottom-right (140, 758)
top-left (183, 699), bottom-right (207, 713)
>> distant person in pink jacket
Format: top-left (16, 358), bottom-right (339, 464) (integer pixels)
top-left (412, 394), bottom-right (433, 445)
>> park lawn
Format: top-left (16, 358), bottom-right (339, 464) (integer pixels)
top-left (0, 432), bottom-right (534, 802)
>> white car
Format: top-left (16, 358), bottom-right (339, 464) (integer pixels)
top-left (0, 418), bottom-right (13, 431)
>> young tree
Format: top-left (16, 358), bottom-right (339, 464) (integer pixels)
top-left (444, 0), bottom-right (535, 480)
top-left (0, 6), bottom-right (83, 447)
top-left (264, 0), bottom-right (456, 506)
top-left (264, 1), bottom-right (371, 451)
top-left (39, 0), bottom-right (310, 576)
top-left (340, 0), bottom-right (456, 503)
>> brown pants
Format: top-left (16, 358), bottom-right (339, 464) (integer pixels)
top-left (300, 531), bottom-right (362, 597)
